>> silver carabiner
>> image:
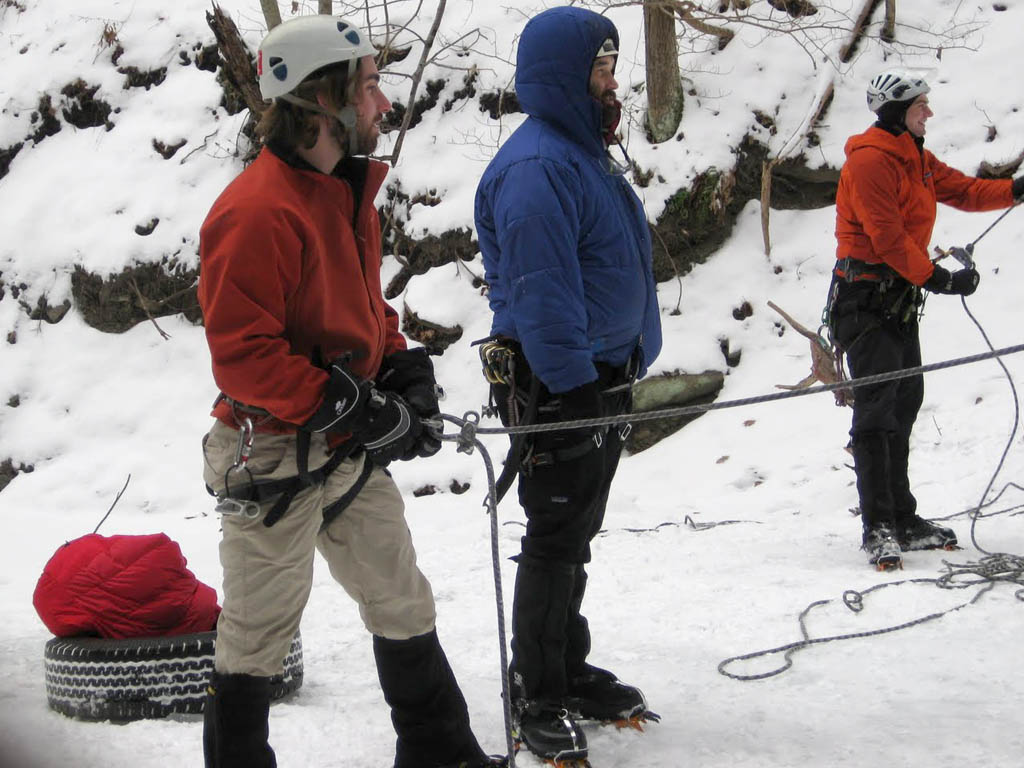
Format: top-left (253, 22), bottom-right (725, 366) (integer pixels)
top-left (214, 497), bottom-right (261, 519)
top-left (231, 416), bottom-right (254, 470)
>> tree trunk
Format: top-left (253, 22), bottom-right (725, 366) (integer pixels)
top-left (882, 0), bottom-right (896, 42)
top-left (644, 2), bottom-right (683, 144)
top-left (260, 0), bottom-right (282, 30)
top-left (207, 4), bottom-right (265, 116)
top-left (319, 0), bottom-right (332, 14)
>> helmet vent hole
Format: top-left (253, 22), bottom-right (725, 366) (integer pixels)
top-left (268, 56), bottom-right (283, 67)
top-left (272, 63), bottom-right (288, 81)
top-left (345, 30), bottom-right (361, 45)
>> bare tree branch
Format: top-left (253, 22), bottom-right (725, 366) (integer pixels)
top-left (387, 0), bottom-right (446, 167)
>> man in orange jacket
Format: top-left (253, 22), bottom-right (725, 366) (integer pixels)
top-left (829, 69), bottom-right (1023, 569)
top-left (198, 15), bottom-right (502, 768)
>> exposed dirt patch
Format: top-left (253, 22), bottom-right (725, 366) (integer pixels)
top-left (19, 294), bottom-right (71, 324)
top-left (384, 227), bottom-right (478, 299)
top-left (119, 65), bottom-right (167, 90)
top-left (479, 90), bottom-right (521, 120)
top-left (30, 94), bottom-right (61, 143)
top-left (71, 261), bottom-right (202, 333)
top-left (650, 136), bottom-right (838, 282)
top-left (0, 459), bottom-right (34, 495)
top-left (732, 300), bottom-right (754, 321)
top-left (767, 0), bottom-right (818, 16)
top-left (60, 79), bottom-right (114, 131)
top-left (153, 138), bottom-right (187, 159)
top-left (135, 218), bottom-right (159, 236)
top-left (383, 78), bottom-right (447, 133)
top-left (0, 142), bottom-right (23, 181)
top-left (444, 69), bottom-right (478, 111)
top-left (401, 307), bottom-right (462, 354)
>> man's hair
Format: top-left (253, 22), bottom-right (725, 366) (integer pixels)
top-left (256, 59), bottom-right (362, 149)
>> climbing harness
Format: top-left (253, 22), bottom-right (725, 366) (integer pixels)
top-left (205, 393), bottom-right (357, 528)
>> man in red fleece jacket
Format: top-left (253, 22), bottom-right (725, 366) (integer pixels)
top-left (198, 15), bottom-right (501, 768)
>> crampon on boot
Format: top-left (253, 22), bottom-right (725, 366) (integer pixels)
top-left (513, 702), bottom-right (588, 767)
top-left (896, 516), bottom-right (958, 551)
top-left (862, 525), bottom-right (903, 571)
top-left (565, 664), bottom-right (659, 729)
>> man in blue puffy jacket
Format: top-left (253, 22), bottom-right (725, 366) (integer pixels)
top-left (474, 7), bottom-right (662, 763)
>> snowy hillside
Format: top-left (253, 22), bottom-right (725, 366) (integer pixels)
top-left (2, 1), bottom-right (1024, 766)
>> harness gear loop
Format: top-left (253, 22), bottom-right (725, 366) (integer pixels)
top-left (209, 392), bottom-right (355, 528)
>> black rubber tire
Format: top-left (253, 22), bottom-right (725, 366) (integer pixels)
top-left (43, 630), bottom-right (303, 722)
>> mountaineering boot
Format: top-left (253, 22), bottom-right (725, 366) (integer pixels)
top-left (566, 664), bottom-right (651, 722)
top-left (202, 671), bottom-right (277, 768)
top-left (896, 515), bottom-right (958, 551)
top-left (862, 524), bottom-right (903, 570)
top-left (374, 630), bottom-right (490, 768)
top-left (513, 699), bottom-right (588, 763)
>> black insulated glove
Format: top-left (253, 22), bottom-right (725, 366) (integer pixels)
top-left (1012, 175), bottom-right (1024, 201)
top-left (359, 389), bottom-right (423, 466)
top-left (925, 264), bottom-right (980, 296)
top-left (556, 380), bottom-right (606, 436)
top-left (950, 267), bottom-right (981, 296)
top-left (304, 357), bottom-right (371, 434)
top-left (377, 348), bottom-right (442, 458)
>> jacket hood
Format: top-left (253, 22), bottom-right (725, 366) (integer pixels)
top-left (515, 7), bottom-right (617, 157)
top-left (844, 125), bottom-right (920, 164)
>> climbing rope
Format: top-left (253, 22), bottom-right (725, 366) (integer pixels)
top-left (438, 342), bottom-right (1024, 733)
top-left (714, 302), bottom-right (1024, 682)
top-left (446, 341), bottom-right (1024, 440)
top-left (434, 413), bottom-right (517, 768)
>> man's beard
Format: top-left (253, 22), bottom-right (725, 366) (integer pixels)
top-left (591, 86), bottom-right (619, 131)
top-left (328, 116), bottom-right (378, 155)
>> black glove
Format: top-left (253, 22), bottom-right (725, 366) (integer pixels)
top-left (925, 264), bottom-right (980, 296)
top-left (950, 267), bottom-right (981, 295)
top-left (556, 380), bottom-right (606, 436)
top-left (304, 356), bottom-right (371, 434)
top-left (377, 348), bottom-right (442, 458)
top-left (358, 388), bottom-right (423, 466)
top-left (1012, 175), bottom-right (1024, 201)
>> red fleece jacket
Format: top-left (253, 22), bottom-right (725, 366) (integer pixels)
top-left (199, 148), bottom-right (405, 433)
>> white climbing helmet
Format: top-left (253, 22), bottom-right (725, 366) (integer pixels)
top-left (258, 16), bottom-right (376, 101)
top-left (866, 70), bottom-right (930, 113)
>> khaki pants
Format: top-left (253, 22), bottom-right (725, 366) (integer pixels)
top-left (202, 420), bottom-right (436, 677)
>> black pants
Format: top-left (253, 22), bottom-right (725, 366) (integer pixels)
top-left (833, 280), bottom-right (923, 529)
top-left (493, 357), bottom-right (631, 702)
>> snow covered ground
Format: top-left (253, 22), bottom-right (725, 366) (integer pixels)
top-left (2, 1), bottom-right (1024, 766)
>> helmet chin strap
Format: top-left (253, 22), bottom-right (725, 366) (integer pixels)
top-left (279, 94), bottom-right (359, 156)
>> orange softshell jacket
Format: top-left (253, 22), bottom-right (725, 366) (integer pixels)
top-left (835, 126), bottom-right (1012, 286)
top-left (199, 149), bottom-right (405, 433)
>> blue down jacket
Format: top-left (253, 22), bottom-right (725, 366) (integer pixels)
top-left (474, 6), bottom-right (662, 394)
